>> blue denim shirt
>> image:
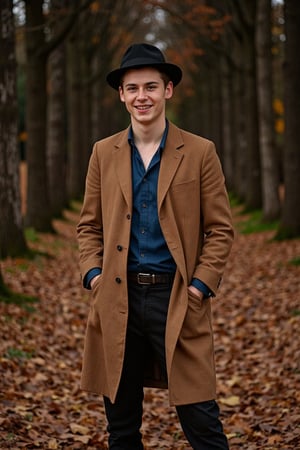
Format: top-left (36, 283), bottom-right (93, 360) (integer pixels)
top-left (127, 122), bottom-right (176, 273)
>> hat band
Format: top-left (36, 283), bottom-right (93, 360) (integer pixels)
top-left (121, 57), bottom-right (165, 69)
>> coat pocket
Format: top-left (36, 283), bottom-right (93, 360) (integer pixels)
top-left (182, 290), bottom-right (211, 339)
top-left (88, 276), bottom-right (103, 327)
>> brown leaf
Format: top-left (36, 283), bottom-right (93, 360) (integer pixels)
top-left (219, 395), bottom-right (240, 406)
top-left (69, 423), bottom-right (90, 435)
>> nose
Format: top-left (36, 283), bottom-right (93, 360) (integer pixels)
top-left (137, 87), bottom-right (147, 100)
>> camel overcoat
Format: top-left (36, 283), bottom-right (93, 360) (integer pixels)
top-left (77, 121), bottom-right (234, 406)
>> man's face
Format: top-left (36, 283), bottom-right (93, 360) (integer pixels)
top-left (119, 67), bottom-right (173, 126)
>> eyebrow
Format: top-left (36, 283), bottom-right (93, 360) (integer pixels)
top-left (124, 81), bottom-right (160, 88)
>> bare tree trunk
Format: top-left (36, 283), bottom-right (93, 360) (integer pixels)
top-left (256, 0), bottom-right (280, 221)
top-left (0, 267), bottom-right (8, 296)
top-left (278, 0), bottom-right (300, 238)
top-left (80, 27), bottom-right (93, 181)
top-left (91, 54), bottom-right (101, 142)
top-left (221, 56), bottom-right (235, 190)
top-left (210, 64), bottom-right (222, 153)
top-left (66, 25), bottom-right (84, 199)
top-left (24, 1), bottom-right (53, 231)
top-left (0, 0), bottom-right (27, 258)
top-left (232, 46), bottom-right (247, 201)
top-left (47, 43), bottom-right (67, 216)
top-left (47, 0), bottom-right (68, 218)
top-left (243, 0), bottom-right (262, 210)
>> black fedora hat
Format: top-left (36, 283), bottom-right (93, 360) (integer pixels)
top-left (106, 43), bottom-right (182, 90)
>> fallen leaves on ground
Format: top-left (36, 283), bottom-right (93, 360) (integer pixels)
top-left (0, 205), bottom-right (299, 449)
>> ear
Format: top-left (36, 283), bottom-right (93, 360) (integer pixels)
top-left (119, 86), bottom-right (125, 103)
top-left (165, 81), bottom-right (173, 100)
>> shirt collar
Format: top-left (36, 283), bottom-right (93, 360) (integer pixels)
top-left (128, 119), bottom-right (169, 150)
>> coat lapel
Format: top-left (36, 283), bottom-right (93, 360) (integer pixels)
top-left (158, 123), bottom-right (184, 210)
top-left (157, 123), bottom-right (187, 281)
top-left (113, 127), bottom-right (132, 209)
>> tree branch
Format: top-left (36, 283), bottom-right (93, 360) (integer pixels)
top-left (35, 0), bottom-right (93, 58)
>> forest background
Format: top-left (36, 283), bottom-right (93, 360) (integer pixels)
top-left (0, 0), bottom-right (300, 449)
top-left (1, 0), bottom-right (300, 260)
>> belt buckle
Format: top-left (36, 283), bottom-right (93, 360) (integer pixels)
top-left (137, 273), bottom-right (155, 285)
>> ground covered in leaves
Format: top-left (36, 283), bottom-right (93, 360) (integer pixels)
top-left (1, 205), bottom-right (299, 449)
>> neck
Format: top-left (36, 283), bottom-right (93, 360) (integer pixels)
top-left (131, 117), bottom-right (166, 146)
top-left (131, 117), bottom-right (166, 170)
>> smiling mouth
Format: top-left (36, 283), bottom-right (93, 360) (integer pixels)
top-left (135, 105), bottom-right (152, 110)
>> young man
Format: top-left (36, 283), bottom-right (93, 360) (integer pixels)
top-left (77, 43), bottom-right (234, 449)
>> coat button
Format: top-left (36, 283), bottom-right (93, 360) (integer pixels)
top-left (115, 277), bottom-right (121, 284)
top-left (117, 245), bottom-right (123, 251)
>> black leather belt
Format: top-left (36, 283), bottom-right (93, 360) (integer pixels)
top-left (127, 272), bottom-right (174, 285)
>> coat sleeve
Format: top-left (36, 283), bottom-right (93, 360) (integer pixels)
top-left (193, 141), bottom-right (234, 295)
top-left (77, 143), bottom-right (104, 282)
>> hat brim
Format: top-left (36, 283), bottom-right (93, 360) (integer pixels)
top-left (106, 62), bottom-right (182, 90)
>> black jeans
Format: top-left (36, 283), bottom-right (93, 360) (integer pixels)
top-left (104, 281), bottom-right (229, 450)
